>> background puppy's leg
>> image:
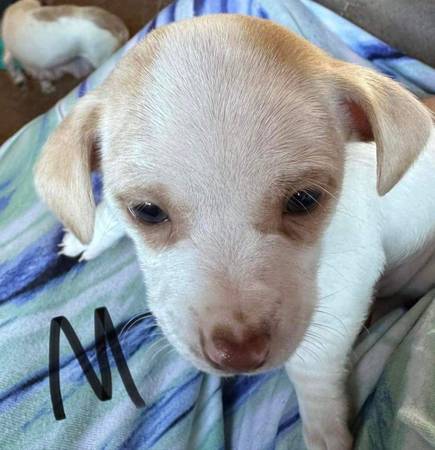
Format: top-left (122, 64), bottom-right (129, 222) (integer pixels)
top-left (3, 49), bottom-right (26, 87)
top-left (39, 79), bottom-right (56, 94)
top-left (25, 67), bottom-right (60, 94)
top-left (50, 58), bottom-right (93, 81)
top-left (59, 200), bottom-right (125, 260)
top-left (65, 57), bottom-right (94, 79)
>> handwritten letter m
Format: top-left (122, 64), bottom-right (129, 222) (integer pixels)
top-left (49, 307), bottom-right (145, 420)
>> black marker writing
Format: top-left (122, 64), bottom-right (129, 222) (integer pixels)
top-left (49, 307), bottom-right (145, 420)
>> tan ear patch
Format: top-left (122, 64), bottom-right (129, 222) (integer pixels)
top-left (422, 96), bottom-right (435, 116)
top-left (331, 64), bottom-right (433, 195)
top-left (346, 100), bottom-right (373, 142)
top-left (34, 96), bottom-right (101, 244)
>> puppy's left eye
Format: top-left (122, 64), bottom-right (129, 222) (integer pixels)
top-left (286, 189), bottom-right (321, 214)
top-left (129, 202), bottom-right (169, 224)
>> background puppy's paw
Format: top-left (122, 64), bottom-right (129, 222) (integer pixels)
top-left (58, 230), bottom-right (86, 258)
top-left (15, 76), bottom-right (27, 90)
top-left (40, 80), bottom-right (56, 94)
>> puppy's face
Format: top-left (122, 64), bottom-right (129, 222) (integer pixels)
top-left (101, 18), bottom-right (344, 374)
top-left (35, 15), bottom-right (432, 375)
top-left (106, 85), bottom-right (343, 374)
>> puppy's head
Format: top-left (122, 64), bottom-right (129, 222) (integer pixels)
top-left (35, 15), bottom-right (432, 374)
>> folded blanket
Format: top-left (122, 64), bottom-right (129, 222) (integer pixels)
top-left (1, 1), bottom-right (434, 449)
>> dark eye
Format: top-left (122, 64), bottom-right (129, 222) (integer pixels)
top-left (129, 202), bottom-right (169, 224)
top-left (286, 189), bottom-right (321, 214)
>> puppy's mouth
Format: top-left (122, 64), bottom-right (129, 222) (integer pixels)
top-left (193, 346), bottom-right (290, 377)
top-left (202, 347), bottom-right (270, 374)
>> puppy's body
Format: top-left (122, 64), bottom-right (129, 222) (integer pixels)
top-left (2, 0), bottom-right (128, 92)
top-left (325, 137), bottom-right (435, 303)
top-left (34, 15), bottom-right (434, 450)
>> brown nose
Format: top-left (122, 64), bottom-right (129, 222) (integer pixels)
top-left (204, 327), bottom-right (270, 372)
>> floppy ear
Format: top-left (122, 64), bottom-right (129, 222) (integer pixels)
top-left (332, 64), bottom-right (433, 195)
top-left (34, 95), bottom-right (101, 244)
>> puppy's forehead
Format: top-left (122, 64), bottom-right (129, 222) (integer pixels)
top-left (103, 15), bottom-right (341, 196)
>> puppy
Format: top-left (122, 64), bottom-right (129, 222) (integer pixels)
top-left (34, 15), bottom-right (434, 450)
top-left (1, 0), bottom-right (129, 93)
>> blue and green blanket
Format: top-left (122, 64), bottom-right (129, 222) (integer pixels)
top-left (1, 1), bottom-right (434, 449)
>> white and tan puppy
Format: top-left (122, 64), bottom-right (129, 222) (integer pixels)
top-left (34, 15), bottom-right (435, 450)
top-left (2, 0), bottom-right (128, 93)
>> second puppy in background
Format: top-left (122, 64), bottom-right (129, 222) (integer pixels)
top-left (1, 0), bottom-right (129, 93)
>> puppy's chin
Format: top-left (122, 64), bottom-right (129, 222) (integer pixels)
top-left (178, 352), bottom-right (284, 377)
top-left (191, 352), bottom-right (294, 377)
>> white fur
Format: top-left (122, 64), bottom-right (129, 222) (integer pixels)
top-left (286, 132), bottom-right (435, 449)
top-left (59, 201), bottom-right (124, 260)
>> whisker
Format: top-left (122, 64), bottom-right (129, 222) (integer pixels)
top-left (120, 312), bottom-right (153, 338)
top-left (293, 351), bottom-right (306, 366)
top-left (359, 323), bottom-right (370, 336)
top-left (317, 287), bottom-right (350, 302)
top-left (303, 332), bottom-right (327, 353)
top-left (149, 343), bottom-right (174, 364)
top-left (146, 336), bottom-right (166, 355)
top-left (296, 339), bottom-right (321, 362)
top-left (310, 321), bottom-right (346, 339)
top-left (314, 307), bottom-right (350, 335)
top-left (311, 182), bottom-right (370, 225)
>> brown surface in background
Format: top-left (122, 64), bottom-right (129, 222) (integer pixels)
top-left (422, 96), bottom-right (435, 114)
top-left (0, 0), bottom-right (171, 144)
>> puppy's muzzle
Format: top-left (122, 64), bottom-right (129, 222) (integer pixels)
top-left (202, 326), bottom-right (270, 373)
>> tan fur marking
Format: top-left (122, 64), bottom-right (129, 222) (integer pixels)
top-left (115, 186), bottom-right (190, 251)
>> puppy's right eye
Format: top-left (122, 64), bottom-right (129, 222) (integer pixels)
top-left (129, 202), bottom-right (169, 224)
top-left (285, 189), bottom-right (321, 214)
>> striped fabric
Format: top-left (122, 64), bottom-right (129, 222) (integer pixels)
top-left (1, 1), bottom-right (434, 449)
